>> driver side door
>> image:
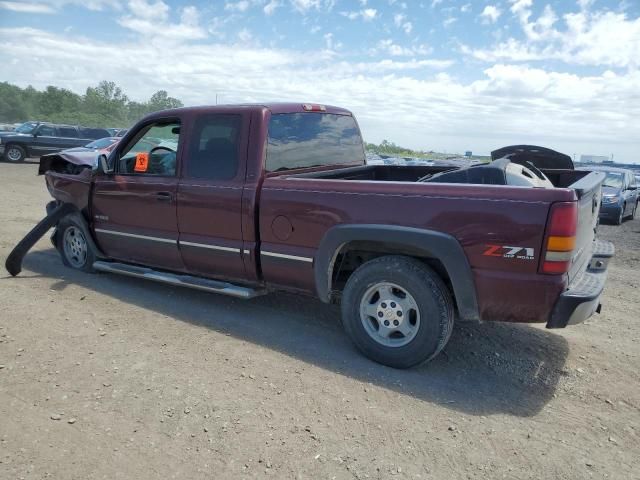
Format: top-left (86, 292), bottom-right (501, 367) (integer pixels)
top-left (91, 117), bottom-right (184, 271)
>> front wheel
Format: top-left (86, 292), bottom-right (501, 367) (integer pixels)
top-left (4, 144), bottom-right (26, 163)
top-left (615, 205), bottom-right (625, 225)
top-left (341, 255), bottom-right (454, 369)
top-left (57, 217), bottom-right (96, 272)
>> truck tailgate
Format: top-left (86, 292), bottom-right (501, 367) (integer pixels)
top-left (567, 171), bottom-right (606, 283)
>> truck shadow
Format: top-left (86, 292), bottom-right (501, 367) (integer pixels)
top-left (19, 249), bottom-right (569, 418)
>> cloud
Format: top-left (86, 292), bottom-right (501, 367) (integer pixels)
top-left (127, 0), bottom-right (167, 21)
top-left (480, 5), bottom-right (501, 24)
top-left (341, 8), bottom-right (377, 21)
top-left (465, 4), bottom-right (640, 68)
top-left (263, 0), bottom-right (280, 15)
top-left (443, 16), bottom-right (457, 27)
top-left (0, 25), bottom-right (638, 160)
top-left (0, 1), bottom-right (56, 13)
top-left (117, 1), bottom-right (206, 40)
top-left (393, 13), bottom-right (413, 34)
top-left (290, 0), bottom-right (321, 13)
top-left (11, 0), bottom-right (122, 11)
top-left (225, 1), bottom-right (250, 13)
top-left (375, 39), bottom-right (433, 57)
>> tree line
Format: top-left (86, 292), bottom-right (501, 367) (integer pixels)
top-left (0, 81), bottom-right (183, 128)
top-left (0, 81), bottom-right (443, 157)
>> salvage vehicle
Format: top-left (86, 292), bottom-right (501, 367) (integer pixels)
top-left (577, 166), bottom-right (638, 224)
top-left (0, 122), bottom-right (110, 162)
top-left (6, 104), bottom-right (614, 368)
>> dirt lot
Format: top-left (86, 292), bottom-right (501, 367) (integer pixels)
top-left (0, 161), bottom-right (638, 479)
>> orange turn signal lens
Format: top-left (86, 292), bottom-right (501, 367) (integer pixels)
top-left (547, 236), bottom-right (576, 252)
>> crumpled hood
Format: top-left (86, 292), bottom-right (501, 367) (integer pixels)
top-left (38, 151), bottom-right (98, 175)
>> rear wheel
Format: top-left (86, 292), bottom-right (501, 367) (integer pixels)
top-left (4, 144), bottom-right (26, 163)
top-left (57, 217), bottom-right (96, 272)
top-left (626, 201), bottom-right (637, 220)
top-left (341, 255), bottom-right (454, 369)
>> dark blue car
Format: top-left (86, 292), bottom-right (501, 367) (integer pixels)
top-left (579, 167), bottom-right (639, 225)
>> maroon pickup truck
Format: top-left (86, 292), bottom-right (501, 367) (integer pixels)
top-left (7, 103), bottom-right (614, 368)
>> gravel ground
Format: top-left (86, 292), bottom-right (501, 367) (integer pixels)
top-left (0, 161), bottom-right (638, 479)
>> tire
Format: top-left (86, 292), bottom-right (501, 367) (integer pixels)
top-left (341, 255), bottom-right (454, 369)
top-left (4, 144), bottom-right (26, 163)
top-left (57, 217), bottom-right (96, 272)
top-left (615, 206), bottom-right (624, 225)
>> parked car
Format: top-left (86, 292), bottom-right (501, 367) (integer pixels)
top-left (0, 122), bottom-right (111, 162)
top-left (578, 166), bottom-right (638, 224)
top-left (7, 104), bottom-right (613, 368)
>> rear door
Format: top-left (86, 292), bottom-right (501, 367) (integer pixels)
top-left (92, 118), bottom-right (184, 271)
top-left (57, 126), bottom-right (86, 149)
top-left (177, 112), bottom-right (248, 282)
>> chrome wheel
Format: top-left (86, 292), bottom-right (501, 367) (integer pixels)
top-left (359, 282), bottom-right (420, 347)
top-left (63, 226), bottom-right (88, 268)
top-left (6, 146), bottom-right (24, 162)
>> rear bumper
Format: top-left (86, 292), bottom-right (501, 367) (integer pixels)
top-left (546, 239), bottom-right (614, 328)
top-left (0, 145), bottom-right (5, 155)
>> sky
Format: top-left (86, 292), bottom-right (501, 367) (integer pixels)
top-left (0, 0), bottom-right (639, 162)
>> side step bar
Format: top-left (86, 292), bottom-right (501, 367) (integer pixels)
top-left (93, 261), bottom-right (266, 299)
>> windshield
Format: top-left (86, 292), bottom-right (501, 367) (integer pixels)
top-left (602, 172), bottom-right (624, 189)
top-left (85, 137), bottom-right (118, 150)
top-left (15, 122), bottom-right (37, 134)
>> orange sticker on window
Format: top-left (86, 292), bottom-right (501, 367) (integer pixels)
top-left (134, 152), bottom-right (149, 172)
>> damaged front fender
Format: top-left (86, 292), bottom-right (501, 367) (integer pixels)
top-left (5, 203), bottom-right (77, 276)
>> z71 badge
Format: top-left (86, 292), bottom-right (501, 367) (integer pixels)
top-left (483, 245), bottom-right (535, 260)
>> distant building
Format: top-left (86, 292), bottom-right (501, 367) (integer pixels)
top-left (580, 154), bottom-right (610, 163)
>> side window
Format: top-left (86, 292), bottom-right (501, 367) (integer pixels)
top-left (59, 127), bottom-right (78, 138)
top-left (186, 114), bottom-right (241, 180)
top-left (118, 121), bottom-right (180, 176)
top-left (37, 125), bottom-right (57, 136)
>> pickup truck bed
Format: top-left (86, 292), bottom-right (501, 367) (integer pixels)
top-left (7, 103), bottom-right (614, 368)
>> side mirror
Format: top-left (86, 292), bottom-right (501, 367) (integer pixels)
top-left (97, 154), bottom-right (113, 174)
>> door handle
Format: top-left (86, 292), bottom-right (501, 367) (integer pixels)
top-left (156, 191), bottom-right (172, 202)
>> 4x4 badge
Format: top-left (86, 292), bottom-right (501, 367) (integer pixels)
top-left (483, 245), bottom-right (535, 260)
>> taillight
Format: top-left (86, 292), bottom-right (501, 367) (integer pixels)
top-left (541, 201), bottom-right (577, 274)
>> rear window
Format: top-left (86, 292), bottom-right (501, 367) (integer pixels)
top-left (266, 113), bottom-right (364, 172)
